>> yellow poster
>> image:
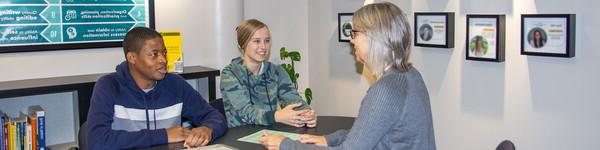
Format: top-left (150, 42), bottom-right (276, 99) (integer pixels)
top-left (159, 31), bottom-right (183, 73)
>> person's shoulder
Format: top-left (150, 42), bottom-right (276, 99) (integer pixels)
top-left (222, 59), bottom-right (247, 76)
top-left (96, 72), bottom-right (120, 86)
top-left (92, 72), bottom-right (124, 96)
top-left (370, 68), bottom-right (423, 94)
top-left (267, 62), bottom-right (286, 74)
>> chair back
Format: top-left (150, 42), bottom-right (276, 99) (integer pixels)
top-left (209, 98), bottom-right (226, 117)
top-left (496, 140), bottom-right (515, 150)
top-left (78, 122), bottom-right (89, 150)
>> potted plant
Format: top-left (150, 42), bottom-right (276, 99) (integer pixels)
top-left (279, 47), bottom-right (313, 105)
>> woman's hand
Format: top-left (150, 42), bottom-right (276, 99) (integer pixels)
top-left (275, 103), bottom-right (309, 127)
top-left (298, 134), bottom-right (328, 147)
top-left (301, 109), bottom-right (318, 127)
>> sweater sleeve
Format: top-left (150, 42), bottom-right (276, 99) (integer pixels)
top-left (278, 130), bottom-right (351, 149)
top-left (280, 77), bottom-right (407, 150)
top-left (86, 77), bottom-right (168, 150)
top-left (281, 138), bottom-right (328, 150)
top-left (324, 130), bottom-right (349, 147)
top-left (221, 68), bottom-right (276, 126)
top-left (180, 77), bottom-right (227, 141)
top-left (275, 65), bottom-right (309, 110)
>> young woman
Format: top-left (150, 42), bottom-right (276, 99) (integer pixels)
top-left (260, 2), bottom-right (436, 150)
top-left (220, 19), bottom-right (317, 128)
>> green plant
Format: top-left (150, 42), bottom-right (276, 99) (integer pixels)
top-left (279, 47), bottom-right (313, 105)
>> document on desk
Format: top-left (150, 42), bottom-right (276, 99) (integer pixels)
top-left (237, 129), bottom-right (301, 144)
top-left (180, 144), bottom-right (238, 150)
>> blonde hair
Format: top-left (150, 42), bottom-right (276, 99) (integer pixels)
top-left (235, 19), bottom-right (268, 53)
top-left (353, 2), bottom-right (412, 77)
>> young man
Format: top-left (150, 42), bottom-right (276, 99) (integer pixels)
top-left (85, 27), bottom-right (227, 149)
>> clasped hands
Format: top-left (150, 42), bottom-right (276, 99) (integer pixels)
top-left (274, 103), bottom-right (317, 127)
top-left (166, 126), bottom-right (212, 149)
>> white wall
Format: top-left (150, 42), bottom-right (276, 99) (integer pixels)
top-left (307, 0), bottom-right (367, 117)
top-left (308, 0), bottom-right (600, 149)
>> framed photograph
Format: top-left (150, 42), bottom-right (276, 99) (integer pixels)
top-left (338, 13), bottom-right (353, 42)
top-left (414, 12), bottom-right (455, 48)
top-left (466, 15), bottom-right (505, 62)
top-left (521, 14), bottom-right (575, 58)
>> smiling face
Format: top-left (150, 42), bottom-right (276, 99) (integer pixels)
top-left (242, 27), bottom-right (271, 66)
top-left (127, 37), bottom-right (167, 85)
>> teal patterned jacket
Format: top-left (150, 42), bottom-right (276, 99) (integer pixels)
top-left (220, 57), bottom-right (309, 128)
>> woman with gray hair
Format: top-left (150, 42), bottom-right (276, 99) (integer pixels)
top-left (260, 2), bottom-right (436, 150)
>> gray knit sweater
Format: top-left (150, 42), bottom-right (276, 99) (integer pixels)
top-left (280, 67), bottom-right (436, 150)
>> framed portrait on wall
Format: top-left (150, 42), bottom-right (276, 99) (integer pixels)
top-left (338, 13), bottom-right (353, 42)
top-left (414, 12), bottom-right (454, 48)
top-left (521, 14), bottom-right (575, 58)
top-left (466, 15), bottom-right (505, 62)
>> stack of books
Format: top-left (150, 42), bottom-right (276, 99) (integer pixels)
top-left (0, 105), bottom-right (45, 150)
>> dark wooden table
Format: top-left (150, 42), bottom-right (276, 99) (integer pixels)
top-left (142, 116), bottom-right (355, 150)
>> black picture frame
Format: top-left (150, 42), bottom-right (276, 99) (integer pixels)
top-left (338, 13), bottom-right (353, 42)
top-left (466, 15), bottom-right (505, 62)
top-left (521, 14), bottom-right (575, 58)
top-left (0, 0), bottom-right (156, 53)
top-left (414, 12), bottom-right (455, 48)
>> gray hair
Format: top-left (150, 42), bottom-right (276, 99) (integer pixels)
top-left (353, 2), bottom-right (412, 77)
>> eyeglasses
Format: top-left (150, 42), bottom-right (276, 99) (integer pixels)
top-left (350, 29), bottom-right (364, 39)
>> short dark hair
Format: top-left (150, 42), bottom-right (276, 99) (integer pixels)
top-left (122, 27), bottom-right (162, 57)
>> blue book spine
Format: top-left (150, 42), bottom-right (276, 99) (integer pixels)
top-left (18, 122), bottom-right (22, 150)
top-left (20, 122), bottom-right (24, 150)
top-left (0, 116), bottom-right (4, 150)
top-left (36, 114), bottom-right (44, 150)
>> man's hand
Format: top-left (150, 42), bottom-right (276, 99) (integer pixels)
top-left (183, 126), bottom-right (213, 148)
top-left (275, 103), bottom-right (309, 127)
top-left (166, 126), bottom-right (190, 143)
top-left (259, 132), bottom-right (285, 150)
top-left (298, 134), bottom-right (327, 147)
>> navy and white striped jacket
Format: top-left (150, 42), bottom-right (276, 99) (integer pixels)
top-left (85, 61), bottom-right (227, 149)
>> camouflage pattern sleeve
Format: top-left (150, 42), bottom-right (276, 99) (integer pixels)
top-left (275, 65), bottom-right (310, 110)
top-left (221, 68), bottom-right (276, 127)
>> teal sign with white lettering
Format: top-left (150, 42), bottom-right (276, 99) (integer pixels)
top-left (0, 0), bottom-right (153, 52)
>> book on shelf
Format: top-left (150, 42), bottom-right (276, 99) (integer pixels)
top-left (1, 111), bottom-right (5, 150)
top-left (0, 106), bottom-right (46, 150)
top-left (14, 114), bottom-right (26, 150)
top-left (26, 115), bottom-right (36, 150)
top-left (28, 106), bottom-right (45, 150)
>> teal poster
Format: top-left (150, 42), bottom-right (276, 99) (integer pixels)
top-left (0, 0), bottom-right (153, 52)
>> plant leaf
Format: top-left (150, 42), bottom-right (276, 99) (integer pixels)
top-left (290, 51), bottom-right (301, 61)
top-left (280, 47), bottom-right (288, 60)
top-left (304, 88), bottom-right (313, 105)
